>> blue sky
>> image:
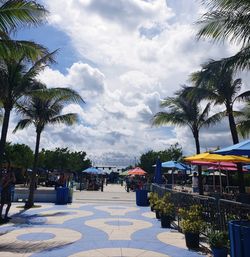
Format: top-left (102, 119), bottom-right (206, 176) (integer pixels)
top-left (9, 0), bottom-right (250, 166)
top-left (17, 25), bottom-right (78, 72)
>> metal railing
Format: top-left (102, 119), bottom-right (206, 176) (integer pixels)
top-left (151, 183), bottom-right (250, 234)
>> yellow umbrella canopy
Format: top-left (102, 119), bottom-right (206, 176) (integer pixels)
top-left (184, 152), bottom-right (250, 163)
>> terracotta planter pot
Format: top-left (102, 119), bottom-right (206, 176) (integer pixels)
top-left (185, 232), bottom-right (199, 249)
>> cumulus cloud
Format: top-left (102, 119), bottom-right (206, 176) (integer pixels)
top-left (7, 0), bottom-right (250, 166)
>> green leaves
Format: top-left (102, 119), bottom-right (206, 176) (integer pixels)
top-left (14, 84), bottom-right (84, 134)
top-left (0, 0), bottom-right (48, 34)
top-left (197, 0), bottom-right (250, 46)
top-left (208, 230), bottom-right (228, 248)
top-left (153, 88), bottom-right (221, 138)
top-left (197, 0), bottom-right (250, 72)
top-left (179, 205), bottom-right (205, 233)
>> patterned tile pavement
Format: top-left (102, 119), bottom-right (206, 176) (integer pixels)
top-left (0, 186), bottom-right (207, 257)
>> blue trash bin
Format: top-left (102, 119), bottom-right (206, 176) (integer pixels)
top-left (136, 189), bottom-right (149, 206)
top-left (56, 187), bottom-right (69, 205)
top-left (229, 220), bottom-right (250, 257)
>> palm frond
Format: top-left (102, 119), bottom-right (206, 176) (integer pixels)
top-left (23, 50), bottom-right (57, 80)
top-left (200, 111), bottom-right (226, 129)
top-left (46, 87), bottom-right (85, 105)
top-left (0, 39), bottom-right (49, 61)
top-left (197, 0), bottom-right (250, 46)
top-left (49, 113), bottom-right (78, 126)
top-left (152, 111), bottom-right (188, 127)
top-left (237, 120), bottom-right (250, 138)
top-left (0, 0), bottom-right (48, 33)
top-left (13, 118), bottom-right (32, 133)
top-left (212, 45), bottom-right (250, 71)
top-left (198, 102), bottom-right (211, 123)
top-left (235, 90), bottom-right (250, 102)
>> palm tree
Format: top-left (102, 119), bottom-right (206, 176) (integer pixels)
top-left (0, 51), bottom-right (56, 169)
top-left (190, 62), bottom-right (250, 193)
top-left (14, 85), bottom-right (84, 208)
top-left (0, 0), bottom-right (49, 60)
top-left (152, 88), bottom-right (222, 194)
top-left (197, 0), bottom-right (250, 71)
top-left (0, 0), bottom-right (51, 168)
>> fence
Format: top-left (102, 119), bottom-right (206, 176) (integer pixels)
top-left (151, 183), bottom-right (250, 234)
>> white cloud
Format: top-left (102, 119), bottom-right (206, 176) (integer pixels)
top-left (7, 0), bottom-right (250, 166)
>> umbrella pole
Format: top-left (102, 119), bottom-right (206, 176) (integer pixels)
top-left (213, 172), bottom-right (215, 191)
top-left (226, 170), bottom-right (229, 188)
top-left (172, 170), bottom-right (174, 189)
top-left (219, 163), bottom-right (222, 194)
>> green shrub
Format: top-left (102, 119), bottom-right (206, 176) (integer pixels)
top-left (179, 205), bottom-right (205, 233)
top-left (208, 230), bottom-right (228, 249)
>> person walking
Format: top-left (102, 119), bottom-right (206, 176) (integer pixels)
top-left (125, 176), bottom-right (130, 192)
top-left (0, 169), bottom-right (16, 222)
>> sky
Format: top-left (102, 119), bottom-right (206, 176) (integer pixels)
top-left (9, 0), bottom-right (250, 166)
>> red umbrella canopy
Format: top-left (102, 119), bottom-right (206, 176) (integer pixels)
top-left (190, 161), bottom-right (239, 168)
top-left (128, 167), bottom-right (147, 176)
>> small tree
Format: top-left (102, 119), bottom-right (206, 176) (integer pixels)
top-left (14, 85), bottom-right (84, 208)
top-left (153, 89), bottom-right (222, 194)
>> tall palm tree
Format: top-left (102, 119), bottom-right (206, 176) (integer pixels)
top-left (14, 85), bottom-right (84, 208)
top-left (152, 89), bottom-right (222, 194)
top-left (0, 0), bottom-right (49, 60)
top-left (197, 0), bottom-right (250, 71)
top-left (0, 0), bottom-right (51, 168)
top-left (0, 51), bottom-right (56, 169)
top-left (190, 62), bottom-right (250, 193)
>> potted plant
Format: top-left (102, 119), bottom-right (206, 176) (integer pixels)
top-left (160, 202), bottom-right (175, 228)
top-left (179, 205), bottom-right (205, 249)
top-left (158, 193), bottom-right (175, 228)
top-left (148, 192), bottom-right (158, 212)
top-left (154, 199), bottom-right (162, 219)
top-left (208, 230), bottom-right (228, 257)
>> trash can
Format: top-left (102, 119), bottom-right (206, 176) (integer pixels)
top-left (56, 187), bottom-right (69, 205)
top-left (136, 189), bottom-right (149, 206)
top-left (229, 220), bottom-right (250, 257)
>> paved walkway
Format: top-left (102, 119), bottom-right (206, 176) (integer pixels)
top-left (0, 185), bottom-right (207, 257)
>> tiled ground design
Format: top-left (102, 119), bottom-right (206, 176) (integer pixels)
top-left (0, 199), bottom-right (206, 256)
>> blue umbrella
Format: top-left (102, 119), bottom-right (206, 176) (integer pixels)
top-left (161, 161), bottom-right (187, 170)
top-left (154, 157), bottom-right (162, 184)
top-left (161, 161), bottom-right (187, 186)
top-left (82, 167), bottom-right (104, 175)
top-left (215, 139), bottom-right (250, 156)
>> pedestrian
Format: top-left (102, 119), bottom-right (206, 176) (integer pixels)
top-left (125, 176), bottom-right (130, 192)
top-left (0, 169), bottom-right (16, 222)
top-left (57, 172), bottom-right (67, 188)
top-left (192, 172), bottom-right (199, 193)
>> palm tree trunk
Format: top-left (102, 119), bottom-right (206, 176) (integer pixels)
top-left (227, 105), bottom-right (245, 194)
top-left (194, 130), bottom-right (203, 195)
top-left (227, 106), bottom-right (239, 144)
top-left (0, 107), bottom-right (11, 168)
top-left (25, 130), bottom-right (41, 208)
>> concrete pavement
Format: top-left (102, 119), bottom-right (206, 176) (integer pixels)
top-left (0, 184), bottom-right (207, 257)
